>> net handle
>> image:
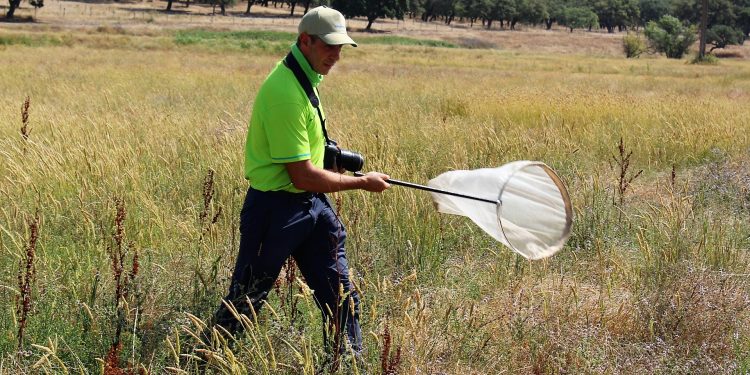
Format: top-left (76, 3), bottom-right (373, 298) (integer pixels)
top-left (353, 172), bottom-right (499, 205)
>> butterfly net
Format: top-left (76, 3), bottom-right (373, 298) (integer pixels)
top-left (428, 161), bottom-right (573, 260)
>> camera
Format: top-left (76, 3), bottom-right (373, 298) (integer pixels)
top-left (324, 140), bottom-right (364, 172)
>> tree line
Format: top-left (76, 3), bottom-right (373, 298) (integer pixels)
top-left (6, 0), bottom-right (749, 49)
top-left (331, 0), bottom-right (749, 38)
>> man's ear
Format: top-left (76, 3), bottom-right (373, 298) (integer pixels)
top-left (300, 32), bottom-right (313, 47)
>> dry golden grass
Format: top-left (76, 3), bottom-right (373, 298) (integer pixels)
top-left (1, 9), bottom-right (750, 374)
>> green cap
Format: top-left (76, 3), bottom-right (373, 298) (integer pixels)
top-left (298, 6), bottom-right (357, 47)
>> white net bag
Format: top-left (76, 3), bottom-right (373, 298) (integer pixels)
top-left (428, 161), bottom-right (573, 260)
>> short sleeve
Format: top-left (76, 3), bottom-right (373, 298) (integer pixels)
top-left (265, 102), bottom-right (312, 163)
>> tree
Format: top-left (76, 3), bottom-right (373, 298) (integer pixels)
top-left (6, 0), bottom-right (42, 18)
top-left (203, 0), bottom-right (236, 15)
top-left (512, 0), bottom-right (548, 29)
top-left (644, 15), bottom-right (697, 58)
top-left (560, 6), bottom-right (598, 32)
top-left (418, 0), bottom-right (436, 21)
top-left (219, 0), bottom-right (233, 15)
top-left (7, 0), bottom-right (22, 18)
top-left (434, 0), bottom-right (460, 25)
top-left (289, 0), bottom-right (314, 16)
top-left (671, 0), bottom-right (737, 27)
top-left (245, 0), bottom-right (255, 15)
top-left (706, 24), bottom-right (746, 51)
top-left (542, 0), bottom-right (564, 29)
top-left (460, 0), bottom-right (487, 27)
top-left (333, 0), bottom-right (408, 30)
top-left (638, 0), bottom-right (669, 26)
top-left (406, 0), bottom-right (423, 19)
top-left (670, 0), bottom-right (748, 41)
top-left (486, 0), bottom-right (516, 29)
top-left (698, 0), bottom-right (708, 58)
top-left (590, 0), bottom-right (640, 33)
top-left (737, 0), bottom-right (750, 36)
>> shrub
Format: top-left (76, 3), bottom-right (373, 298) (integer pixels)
top-left (644, 15), bottom-right (697, 59)
top-left (706, 25), bottom-right (746, 52)
top-left (623, 33), bottom-right (646, 58)
top-left (691, 53), bottom-right (719, 65)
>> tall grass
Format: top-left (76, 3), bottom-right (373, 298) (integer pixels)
top-left (1, 30), bottom-right (749, 373)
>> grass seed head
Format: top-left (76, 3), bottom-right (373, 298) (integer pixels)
top-left (20, 96), bottom-right (31, 141)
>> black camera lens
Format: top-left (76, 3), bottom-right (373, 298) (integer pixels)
top-left (339, 150), bottom-right (364, 172)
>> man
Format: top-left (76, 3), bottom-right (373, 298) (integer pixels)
top-left (209, 6), bottom-right (390, 355)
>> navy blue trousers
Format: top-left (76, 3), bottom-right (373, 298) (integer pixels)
top-left (213, 187), bottom-right (362, 351)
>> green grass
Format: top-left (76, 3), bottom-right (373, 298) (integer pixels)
top-left (0, 33), bottom-right (73, 47)
top-left (173, 29), bottom-right (457, 49)
top-left (357, 35), bottom-right (457, 48)
top-left (1, 28), bottom-right (749, 374)
top-left (174, 29), bottom-right (297, 44)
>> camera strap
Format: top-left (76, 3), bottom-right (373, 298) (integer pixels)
top-left (283, 52), bottom-right (331, 143)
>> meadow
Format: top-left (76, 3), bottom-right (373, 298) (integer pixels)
top-left (1, 18), bottom-right (750, 374)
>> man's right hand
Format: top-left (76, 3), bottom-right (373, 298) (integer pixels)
top-left (358, 172), bottom-right (391, 192)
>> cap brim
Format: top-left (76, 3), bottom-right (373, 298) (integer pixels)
top-left (319, 33), bottom-right (357, 47)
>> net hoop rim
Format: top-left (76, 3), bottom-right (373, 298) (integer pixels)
top-left (496, 162), bottom-right (573, 260)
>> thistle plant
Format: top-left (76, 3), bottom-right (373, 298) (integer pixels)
top-left (16, 212), bottom-right (40, 352)
top-left (105, 198), bottom-right (140, 373)
top-left (380, 322), bottom-right (402, 375)
top-left (612, 137), bottom-right (643, 208)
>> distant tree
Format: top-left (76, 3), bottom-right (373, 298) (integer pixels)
top-left (670, 0), bottom-right (737, 27)
top-left (244, 0), bottom-right (256, 15)
top-left (6, 0), bottom-right (22, 18)
top-left (423, 0), bottom-right (436, 21)
top-left (289, 0), bottom-right (313, 16)
top-left (706, 24), bottom-right (746, 51)
top-left (560, 6), bottom-right (598, 32)
top-left (302, 0), bottom-right (313, 14)
top-left (460, 0), bottom-right (486, 27)
top-left (165, 0), bottom-right (187, 12)
top-left (670, 0), bottom-right (748, 41)
top-left (736, 0), bottom-right (750, 36)
top-left (333, 0), bottom-right (408, 30)
top-left (542, 0), bottom-right (564, 29)
top-left (406, 0), bottom-right (422, 18)
top-left (220, 0), bottom-right (232, 15)
top-left (512, 0), bottom-right (548, 29)
top-left (486, 0), bottom-right (515, 29)
top-left (644, 15), bottom-right (697, 58)
top-left (434, 0), bottom-right (461, 25)
top-left (638, 0), bottom-right (669, 26)
top-left (590, 0), bottom-right (640, 33)
top-left (6, 0), bottom-right (43, 18)
top-left (698, 0), bottom-right (707, 58)
top-left (205, 0), bottom-right (236, 15)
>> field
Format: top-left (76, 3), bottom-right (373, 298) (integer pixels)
top-left (2, 2), bottom-right (750, 374)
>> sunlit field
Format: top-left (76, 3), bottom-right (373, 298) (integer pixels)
top-left (1, 24), bottom-right (749, 374)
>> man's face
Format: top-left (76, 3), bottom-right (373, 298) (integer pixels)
top-left (300, 33), bottom-right (343, 75)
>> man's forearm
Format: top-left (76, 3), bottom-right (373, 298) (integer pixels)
top-left (285, 160), bottom-right (390, 193)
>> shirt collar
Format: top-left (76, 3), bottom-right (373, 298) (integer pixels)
top-left (290, 44), bottom-right (323, 88)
